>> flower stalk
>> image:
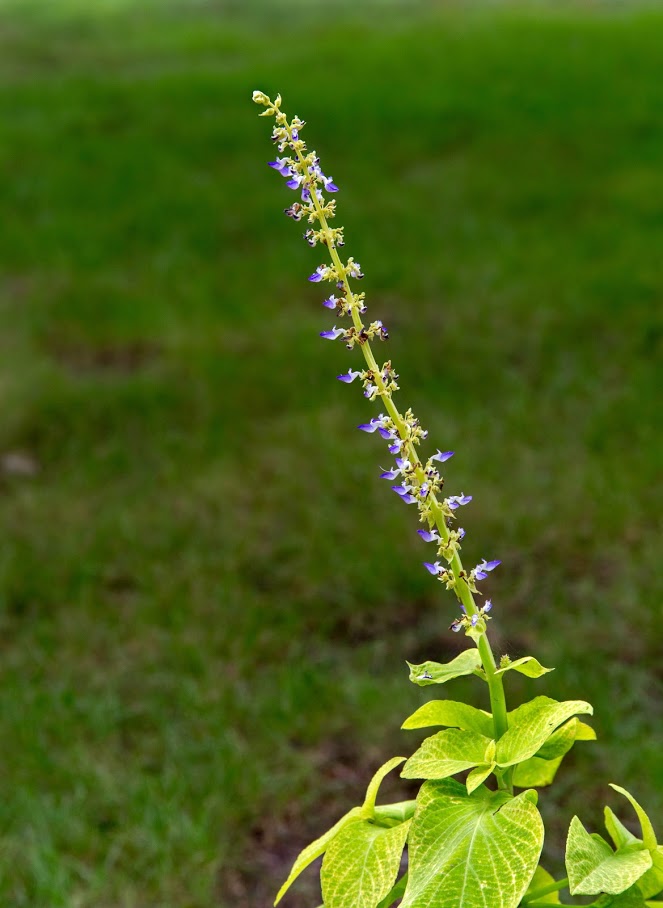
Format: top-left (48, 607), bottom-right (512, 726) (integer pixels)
top-left (253, 89), bottom-right (509, 751)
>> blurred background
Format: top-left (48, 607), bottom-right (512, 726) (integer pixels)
top-left (0, 0), bottom-right (661, 905)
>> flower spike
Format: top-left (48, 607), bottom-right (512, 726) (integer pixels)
top-left (253, 89), bottom-right (505, 641)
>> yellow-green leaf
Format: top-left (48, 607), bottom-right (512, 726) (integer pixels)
top-left (274, 807), bottom-right (362, 905)
top-left (401, 700), bottom-right (493, 737)
top-left (605, 806), bottom-right (640, 850)
top-left (361, 757), bottom-right (407, 817)
top-left (513, 754), bottom-right (563, 788)
top-left (402, 728), bottom-right (493, 780)
top-left (576, 721), bottom-right (597, 741)
top-left (523, 866), bottom-right (562, 903)
top-left (401, 779), bottom-right (543, 908)
top-left (466, 763), bottom-right (495, 794)
top-left (497, 697), bottom-right (593, 768)
top-left (609, 785), bottom-right (658, 852)
top-left (321, 819), bottom-right (410, 908)
top-left (407, 650), bottom-right (483, 687)
top-left (495, 656), bottom-right (554, 678)
top-left (566, 817), bottom-right (652, 896)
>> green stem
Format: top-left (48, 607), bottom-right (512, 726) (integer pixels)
top-left (294, 139), bottom-right (510, 753)
top-left (522, 876), bottom-right (569, 903)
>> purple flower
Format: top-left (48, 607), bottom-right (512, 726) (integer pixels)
top-left (377, 426), bottom-right (393, 440)
top-left (320, 326), bottom-right (345, 341)
top-left (337, 369), bottom-right (362, 383)
top-left (392, 485), bottom-right (417, 505)
top-left (483, 599), bottom-right (493, 613)
top-left (323, 295), bottom-right (339, 309)
top-left (309, 266), bottom-right (326, 282)
top-left (447, 494), bottom-right (472, 510)
top-left (423, 561), bottom-right (442, 575)
top-left (450, 620), bottom-right (463, 633)
top-left (388, 439), bottom-right (404, 454)
top-left (322, 175), bottom-right (339, 192)
top-left (380, 468), bottom-right (399, 480)
top-left (417, 528), bottom-right (441, 543)
top-left (363, 383), bottom-right (378, 399)
top-left (472, 558), bottom-right (501, 580)
top-left (431, 450), bottom-right (454, 463)
top-left (471, 615), bottom-right (480, 627)
top-left (285, 173), bottom-right (304, 190)
top-left (346, 261), bottom-right (364, 279)
top-left (482, 559), bottom-right (501, 571)
top-left (381, 458), bottom-right (409, 480)
top-left (268, 157), bottom-right (292, 177)
top-left (358, 417), bottom-right (387, 434)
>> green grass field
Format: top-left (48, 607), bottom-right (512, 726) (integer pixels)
top-left (0, 2), bottom-right (661, 905)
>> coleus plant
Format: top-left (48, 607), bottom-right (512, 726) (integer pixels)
top-left (252, 90), bottom-right (662, 908)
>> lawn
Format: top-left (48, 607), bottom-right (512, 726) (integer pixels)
top-left (0, 1), bottom-right (661, 905)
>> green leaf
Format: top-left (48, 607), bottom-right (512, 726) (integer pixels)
top-left (644, 845), bottom-right (663, 896)
top-left (605, 806), bottom-right (640, 849)
top-left (401, 779), bottom-right (544, 908)
top-left (512, 755), bottom-right (563, 788)
top-left (576, 720), bottom-right (597, 741)
top-left (610, 785), bottom-right (658, 852)
top-left (361, 757), bottom-right (407, 818)
top-left (321, 819), bottom-right (411, 908)
top-left (523, 866), bottom-right (562, 903)
top-left (536, 718), bottom-right (580, 760)
top-left (401, 728), bottom-right (494, 781)
top-left (401, 700), bottom-right (493, 737)
top-left (495, 656), bottom-right (554, 678)
top-left (565, 816), bottom-right (652, 895)
top-left (512, 717), bottom-right (596, 788)
top-left (466, 763), bottom-right (495, 794)
top-left (640, 858), bottom-right (663, 901)
top-left (593, 884), bottom-right (649, 906)
top-left (606, 786), bottom-right (662, 899)
top-left (496, 697), bottom-right (593, 767)
top-left (407, 650), bottom-right (483, 687)
top-left (274, 807), bottom-right (362, 905)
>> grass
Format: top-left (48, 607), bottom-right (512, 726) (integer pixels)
top-left (0, 1), bottom-right (661, 905)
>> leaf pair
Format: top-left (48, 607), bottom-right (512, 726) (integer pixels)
top-left (566, 785), bottom-right (663, 902)
top-left (406, 651), bottom-right (553, 688)
top-left (401, 696), bottom-right (593, 792)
